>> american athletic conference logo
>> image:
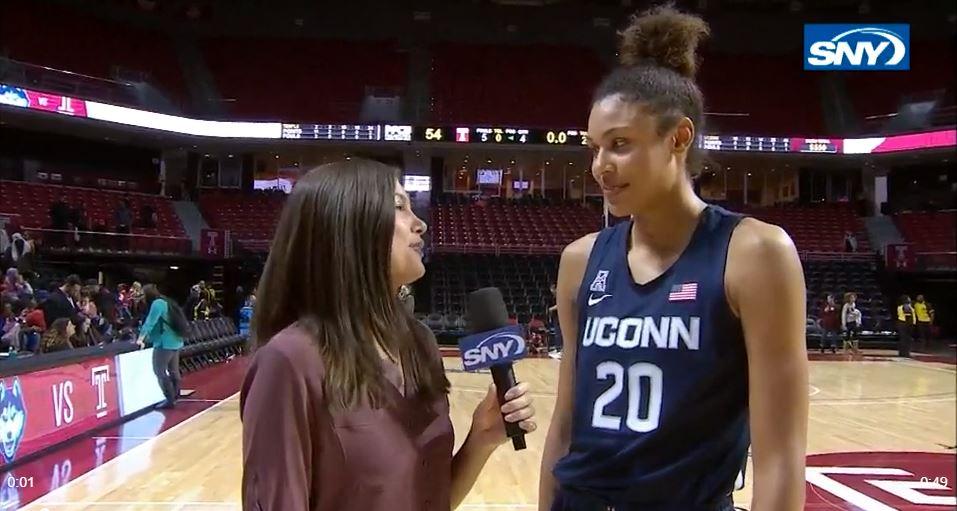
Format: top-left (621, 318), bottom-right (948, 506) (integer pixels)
top-left (804, 24), bottom-right (909, 70)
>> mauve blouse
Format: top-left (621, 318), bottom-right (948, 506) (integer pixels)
top-left (240, 323), bottom-right (454, 511)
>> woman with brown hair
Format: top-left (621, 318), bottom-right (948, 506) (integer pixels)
top-left (136, 284), bottom-right (190, 409)
top-left (40, 317), bottom-right (75, 353)
top-left (241, 158), bottom-right (536, 511)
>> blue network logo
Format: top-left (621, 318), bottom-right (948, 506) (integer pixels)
top-left (804, 24), bottom-right (910, 71)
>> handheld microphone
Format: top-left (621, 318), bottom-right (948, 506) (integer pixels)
top-left (458, 287), bottom-right (527, 451)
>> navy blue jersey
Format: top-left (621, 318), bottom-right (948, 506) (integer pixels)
top-left (553, 205), bottom-right (749, 510)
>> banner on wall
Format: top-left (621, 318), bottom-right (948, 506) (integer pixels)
top-left (0, 356), bottom-right (119, 466)
top-left (200, 228), bottom-right (227, 259)
top-left (885, 243), bottom-right (914, 271)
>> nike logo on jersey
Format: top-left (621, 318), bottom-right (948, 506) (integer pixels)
top-left (587, 293), bottom-right (613, 306)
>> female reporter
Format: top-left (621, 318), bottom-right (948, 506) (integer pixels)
top-left (241, 158), bottom-right (536, 511)
top-left (539, 5), bottom-right (808, 511)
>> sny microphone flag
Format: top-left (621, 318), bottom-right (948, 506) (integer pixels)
top-left (458, 324), bottom-right (527, 371)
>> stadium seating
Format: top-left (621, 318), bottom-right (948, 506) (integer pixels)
top-left (430, 195), bottom-right (602, 253)
top-left (0, 3), bottom-right (186, 106)
top-left (740, 203), bottom-right (871, 252)
top-left (804, 260), bottom-right (890, 330)
top-left (180, 317), bottom-right (247, 373)
top-left (429, 43), bottom-right (605, 127)
top-left (428, 253), bottom-right (558, 328)
top-left (201, 37), bottom-right (406, 121)
top-left (198, 190), bottom-right (285, 252)
top-left (427, 254), bottom-right (890, 338)
top-left (0, 180), bottom-right (189, 254)
top-left (843, 40), bottom-right (956, 129)
top-left (894, 210), bottom-right (957, 253)
top-left (697, 52), bottom-right (826, 135)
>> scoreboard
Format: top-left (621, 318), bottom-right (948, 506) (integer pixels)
top-left (281, 124), bottom-right (380, 141)
top-left (277, 122), bottom-right (844, 154)
top-left (699, 135), bottom-right (842, 153)
top-left (414, 126), bottom-right (588, 146)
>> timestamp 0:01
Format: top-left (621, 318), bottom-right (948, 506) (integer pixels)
top-left (5, 475), bottom-right (35, 488)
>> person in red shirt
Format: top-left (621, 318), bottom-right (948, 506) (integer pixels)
top-left (819, 294), bottom-right (840, 353)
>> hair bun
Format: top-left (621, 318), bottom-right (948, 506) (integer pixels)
top-left (618, 3), bottom-right (710, 78)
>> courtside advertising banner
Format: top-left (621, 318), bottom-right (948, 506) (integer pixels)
top-left (0, 356), bottom-right (119, 467)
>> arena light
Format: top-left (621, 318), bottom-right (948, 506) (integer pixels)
top-left (85, 101), bottom-right (282, 139)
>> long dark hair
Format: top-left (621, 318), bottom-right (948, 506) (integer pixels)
top-left (594, 3), bottom-right (710, 176)
top-left (251, 158), bottom-right (449, 410)
top-left (142, 284), bottom-right (190, 337)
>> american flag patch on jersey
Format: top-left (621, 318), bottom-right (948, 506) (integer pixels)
top-left (668, 282), bottom-right (698, 302)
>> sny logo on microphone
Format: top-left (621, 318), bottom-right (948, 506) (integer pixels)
top-left (458, 325), bottom-right (527, 371)
top-left (804, 24), bottom-right (909, 70)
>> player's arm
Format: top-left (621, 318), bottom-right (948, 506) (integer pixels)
top-left (538, 232), bottom-right (597, 511)
top-left (727, 219), bottom-right (808, 511)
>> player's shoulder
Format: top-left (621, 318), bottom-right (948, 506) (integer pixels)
top-left (561, 231), bottom-right (601, 267)
top-left (732, 216), bottom-right (795, 254)
top-left (727, 217), bottom-right (801, 279)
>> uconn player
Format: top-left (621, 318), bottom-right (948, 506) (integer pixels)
top-left (539, 6), bottom-right (808, 511)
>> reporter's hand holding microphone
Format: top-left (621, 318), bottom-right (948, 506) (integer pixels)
top-left (459, 287), bottom-right (536, 451)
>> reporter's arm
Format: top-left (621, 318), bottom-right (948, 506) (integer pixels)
top-left (538, 234), bottom-right (596, 511)
top-left (727, 220), bottom-right (808, 511)
top-left (450, 431), bottom-right (499, 509)
top-left (240, 345), bottom-right (314, 511)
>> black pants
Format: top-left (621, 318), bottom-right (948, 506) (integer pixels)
top-left (916, 321), bottom-right (932, 343)
top-left (152, 347), bottom-right (182, 406)
top-left (896, 321), bottom-right (913, 358)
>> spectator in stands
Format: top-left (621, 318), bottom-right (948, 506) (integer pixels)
top-left (547, 282), bottom-right (562, 355)
top-left (0, 302), bottom-right (20, 351)
top-left (71, 200), bottom-right (89, 232)
top-left (841, 292), bottom-right (862, 356)
top-left (241, 159), bottom-right (535, 510)
top-left (139, 204), bottom-right (157, 229)
top-left (843, 231), bottom-right (858, 252)
top-left (70, 315), bottom-right (91, 348)
top-left (20, 298), bottom-right (45, 352)
top-left (40, 317), bottom-right (75, 353)
top-left (2, 268), bottom-right (25, 301)
top-left (136, 284), bottom-right (189, 410)
top-left (819, 294), bottom-right (840, 354)
top-left (114, 199), bottom-right (132, 251)
top-left (896, 295), bottom-right (916, 357)
top-left (49, 195), bottom-right (70, 231)
top-left (9, 232), bottom-right (35, 275)
top-left (41, 274), bottom-right (82, 326)
top-left (913, 294), bottom-right (934, 348)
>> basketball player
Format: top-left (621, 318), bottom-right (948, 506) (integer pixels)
top-left (538, 5), bottom-right (808, 511)
top-left (241, 159), bottom-right (536, 511)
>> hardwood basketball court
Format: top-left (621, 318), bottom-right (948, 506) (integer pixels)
top-left (21, 357), bottom-right (957, 511)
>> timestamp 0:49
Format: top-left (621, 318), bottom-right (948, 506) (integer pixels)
top-left (919, 476), bottom-right (950, 487)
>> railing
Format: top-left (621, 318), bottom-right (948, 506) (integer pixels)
top-left (799, 251), bottom-right (876, 263)
top-left (434, 243), bottom-right (880, 260)
top-left (22, 228), bottom-right (190, 255)
top-left (0, 57), bottom-right (142, 109)
top-left (914, 251), bottom-right (957, 271)
top-left (235, 239), bottom-right (272, 253)
top-left (432, 243), bottom-right (565, 255)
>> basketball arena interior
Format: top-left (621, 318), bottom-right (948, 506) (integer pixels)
top-left (0, 0), bottom-right (955, 510)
